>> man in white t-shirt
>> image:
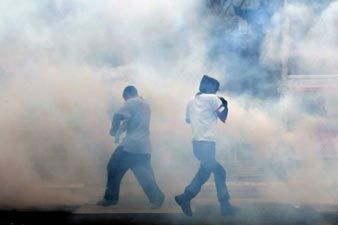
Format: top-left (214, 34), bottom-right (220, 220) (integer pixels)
top-left (97, 86), bottom-right (165, 209)
top-left (175, 75), bottom-right (237, 217)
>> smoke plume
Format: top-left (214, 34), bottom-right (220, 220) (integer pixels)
top-left (1, 0), bottom-right (338, 210)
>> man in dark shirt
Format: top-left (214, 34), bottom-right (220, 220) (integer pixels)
top-left (97, 86), bottom-right (165, 209)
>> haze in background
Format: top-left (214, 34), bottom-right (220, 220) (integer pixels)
top-left (0, 0), bottom-right (338, 208)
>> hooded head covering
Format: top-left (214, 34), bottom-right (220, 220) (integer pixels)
top-left (199, 75), bottom-right (220, 94)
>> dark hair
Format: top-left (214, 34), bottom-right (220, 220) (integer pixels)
top-left (199, 75), bottom-right (220, 94)
top-left (122, 85), bottom-right (138, 99)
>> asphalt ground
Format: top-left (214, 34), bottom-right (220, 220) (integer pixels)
top-left (1, 201), bottom-right (338, 225)
top-left (1, 182), bottom-right (338, 225)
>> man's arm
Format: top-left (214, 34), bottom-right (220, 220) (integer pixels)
top-left (114, 121), bottom-right (127, 143)
top-left (185, 100), bottom-right (191, 124)
top-left (110, 103), bottom-right (131, 136)
top-left (110, 113), bottom-right (124, 136)
top-left (216, 96), bottom-right (228, 123)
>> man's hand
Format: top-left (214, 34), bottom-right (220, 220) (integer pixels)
top-left (218, 96), bottom-right (228, 107)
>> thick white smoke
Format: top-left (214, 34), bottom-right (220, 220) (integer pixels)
top-left (0, 0), bottom-right (208, 208)
top-left (1, 0), bottom-right (338, 209)
top-left (259, 0), bottom-right (338, 203)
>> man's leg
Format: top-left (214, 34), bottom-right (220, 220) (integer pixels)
top-left (184, 141), bottom-right (216, 197)
top-left (175, 165), bottom-right (210, 217)
top-left (213, 161), bottom-right (230, 202)
top-left (210, 150), bottom-right (237, 216)
top-left (101, 146), bottom-right (129, 205)
top-left (175, 141), bottom-right (214, 217)
top-left (188, 141), bottom-right (230, 202)
top-left (131, 153), bottom-right (165, 209)
top-left (183, 165), bottom-right (212, 199)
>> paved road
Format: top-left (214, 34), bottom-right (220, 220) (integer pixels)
top-left (1, 201), bottom-right (338, 225)
top-left (1, 182), bottom-right (338, 225)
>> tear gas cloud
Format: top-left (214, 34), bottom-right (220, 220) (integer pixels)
top-left (1, 0), bottom-right (338, 209)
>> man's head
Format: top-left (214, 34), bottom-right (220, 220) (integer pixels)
top-left (122, 85), bottom-right (138, 101)
top-left (199, 75), bottom-right (220, 94)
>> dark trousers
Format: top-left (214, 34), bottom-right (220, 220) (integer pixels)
top-left (184, 141), bottom-right (230, 202)
top-left (104, 146), bottom-right (164, 203)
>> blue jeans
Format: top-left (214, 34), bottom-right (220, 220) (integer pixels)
top-left (104, 146), bottom-right (164, 203)
top-left (184, 141), bottom-right (230, 202)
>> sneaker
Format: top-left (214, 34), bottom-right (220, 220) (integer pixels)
top-left (175, 194), bottom-right (192, 217)
top-left (96, 199), bottom-right (118, 207)
top-left (150, 194), bottom-right (165, 209)
top-left (220, 202), bottom-right (239, 216)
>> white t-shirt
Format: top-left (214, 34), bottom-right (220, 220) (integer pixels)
top-left (186, 94), bottom-right (223, 142)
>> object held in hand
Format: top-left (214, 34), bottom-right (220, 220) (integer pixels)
top-left (217, 96), bottom-right (228, 123)
top-left (219, 96), bottom-right (227, 106)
